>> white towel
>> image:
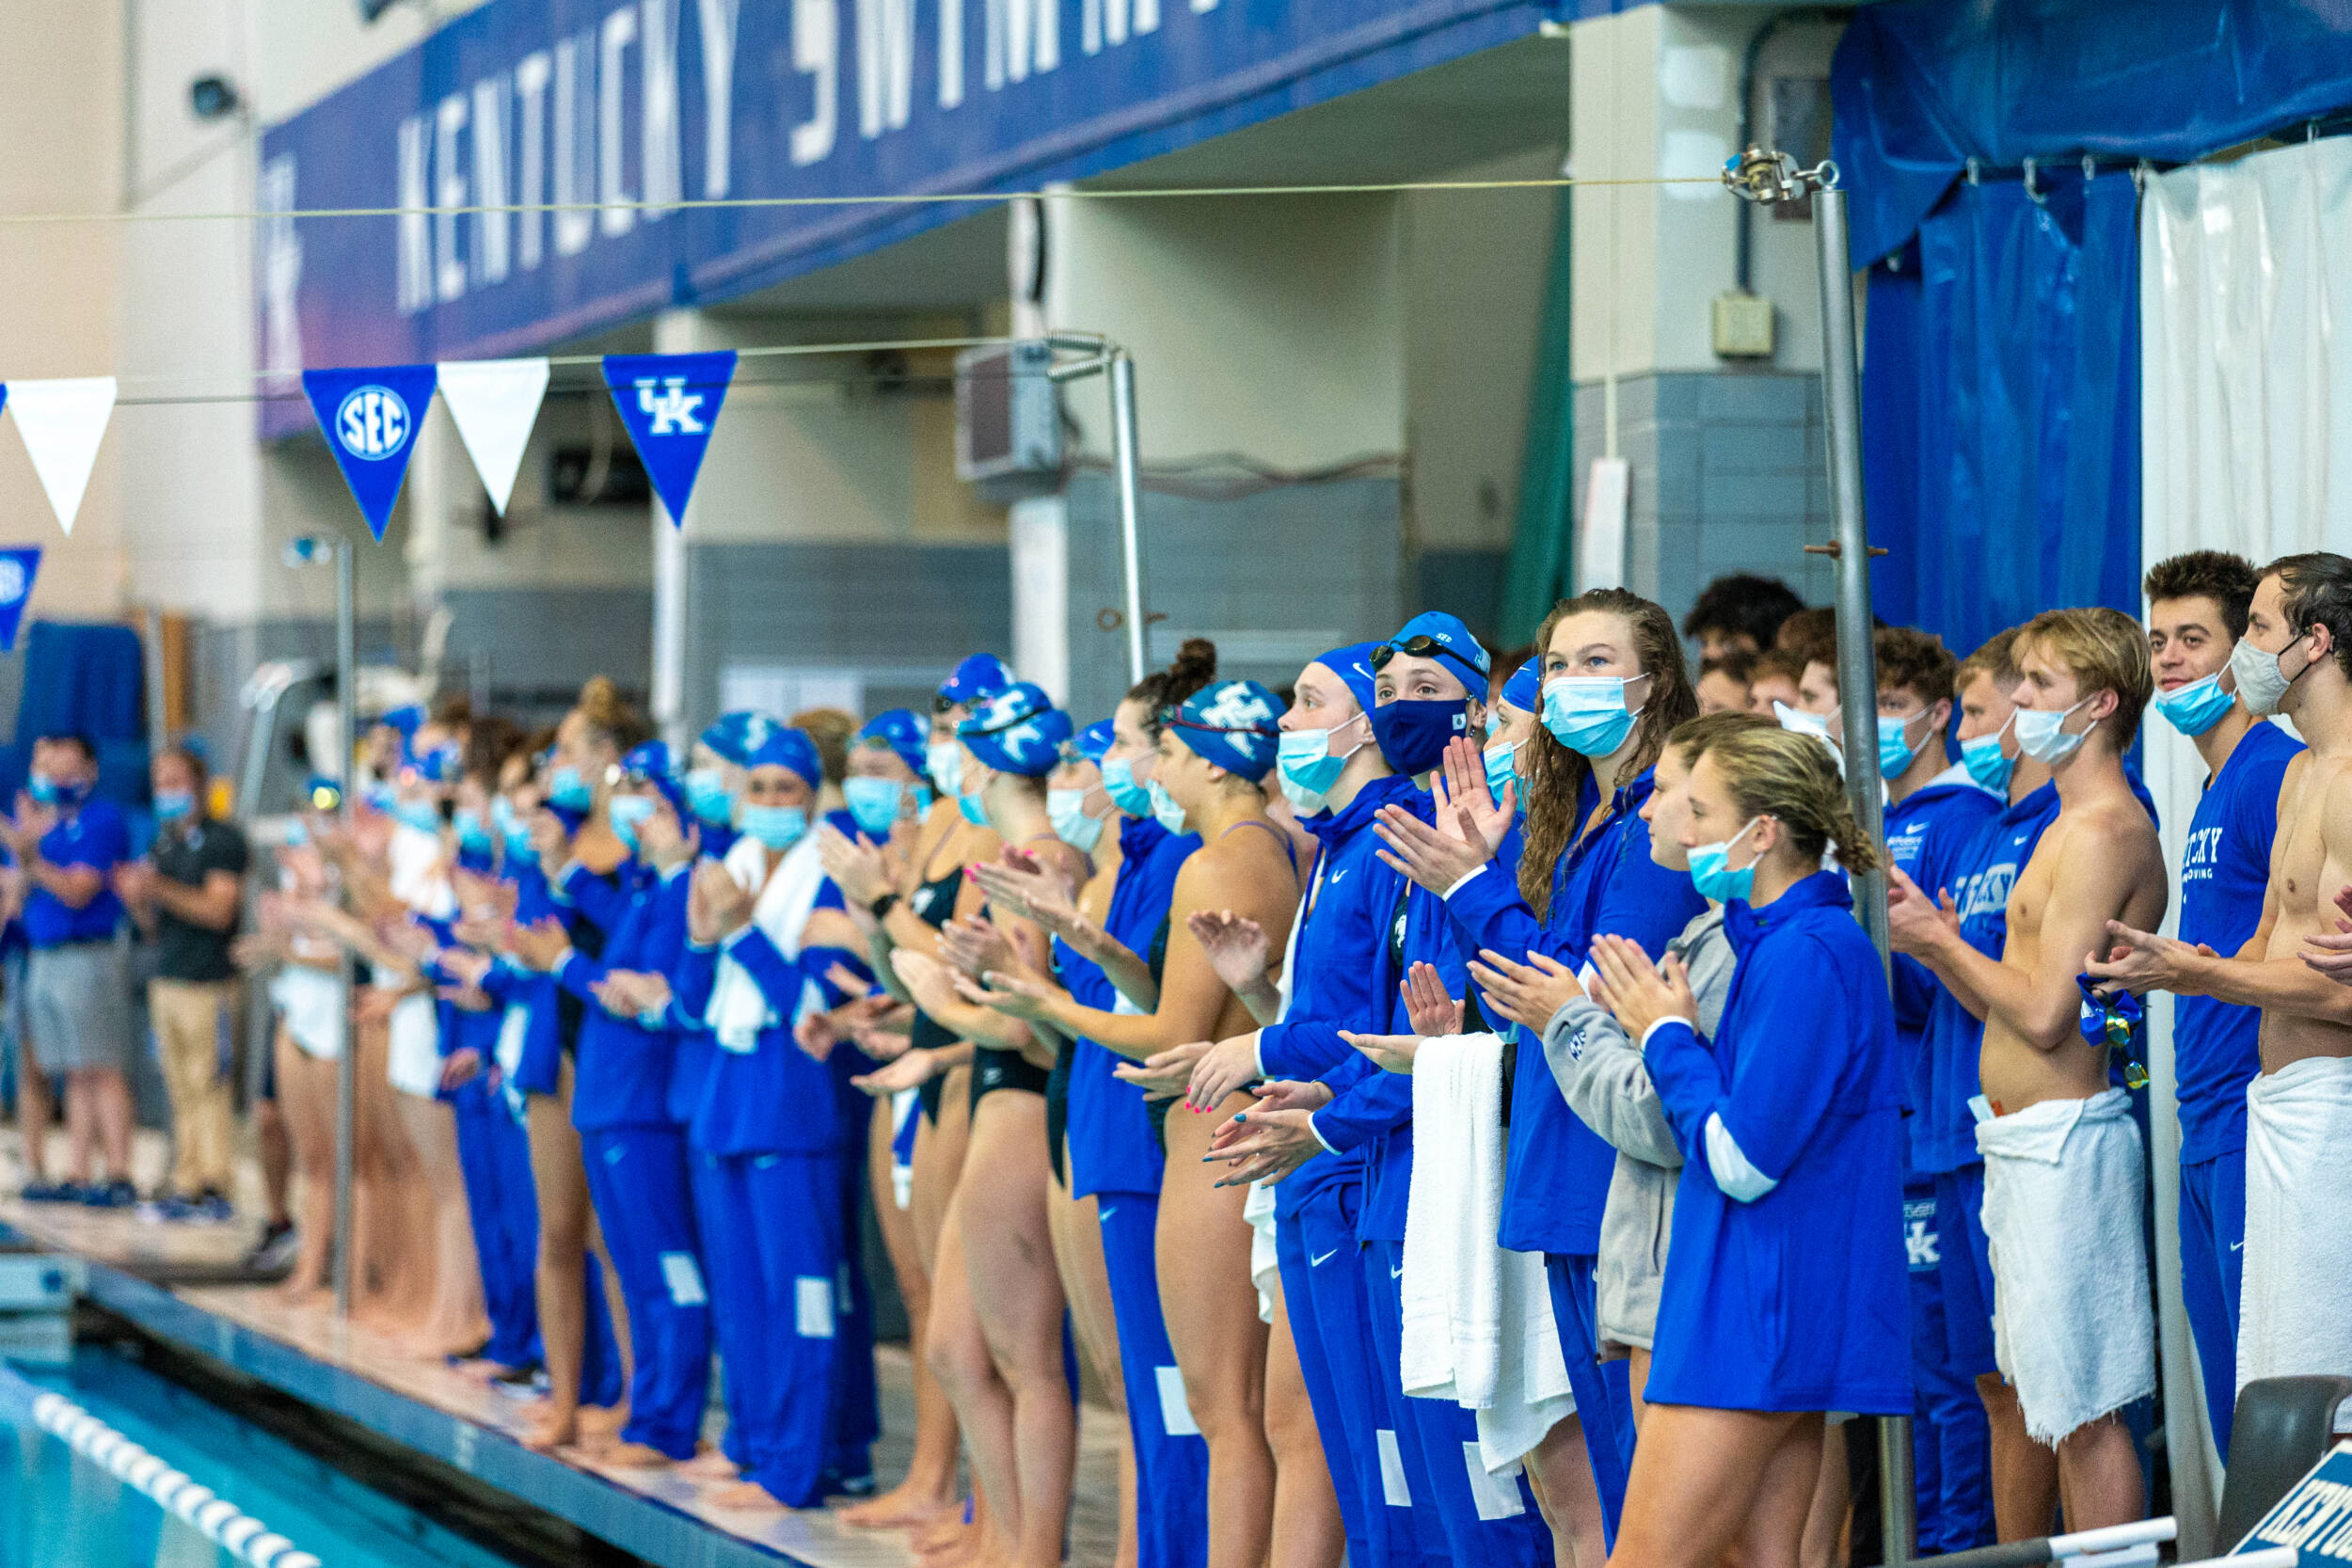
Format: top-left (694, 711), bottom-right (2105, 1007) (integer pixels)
top-left (1976, 1087), bottom-right (2154, 1445)
top-left (2239, 1055), bottom-right (2352, 1393)
top-left (705, 833), bottom-right (828, 1053)
top-left (1400, 1032), bottom-right (1575, 1473)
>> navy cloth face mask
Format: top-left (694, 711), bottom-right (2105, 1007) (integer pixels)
top-left (1370, 698), bottom-right (1470, 778)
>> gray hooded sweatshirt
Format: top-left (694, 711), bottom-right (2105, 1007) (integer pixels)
top-left (1540, 904), bottom-right (1736, 1354)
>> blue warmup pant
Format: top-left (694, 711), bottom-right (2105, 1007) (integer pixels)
top-left (580, 1124), bottom-right (712, 1459)
top-left (452, 1079), bottom-right (539, 1370)
top-left (1366, 1239), bottom-right (1549, 1568)
top-left (829, 1140), bottom-right (880, 1481)
top-left (1098, 1193), bottom-right (1210, 1568)
top-left (1546, 1251), bottom-right (1635, 1549)
top-left (1906, 1180), bottom-right (1993, 1554)
top-left (1933, 1167), bottom-right (1999, 1379)
top-left (2178, 1149), bottom-right (2248, 1457)
top-left (1275, 1183), bottom-right (1409, 1568)
top-left (688, 1153), bottom-right (755, 1472)
top-left (693, 1148), bottom-right (852, 1505)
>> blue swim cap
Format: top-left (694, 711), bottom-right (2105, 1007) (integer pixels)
top-left (958, 683), bottom-right (1073, 778)
top-left (745, 725), bottom-right (824, 792)
top-left (1312, 643), bottom-right (1383, 718)
top-left (409, 739), bottom-right (464, 784)
top-left (937, 654), bottom-right (1015, 714)
top-left (1169, 680), bottom-right (1284, 782)
top-left (1380, 611), bottom-right (1491, 688)
top-left (700, 710), bottom-right (783, 768)
top-left (857, 708), bottom-right (930, 779)
top-left (1074, 719), bottom-right (1117, 765)
top-left (1501, 657), bottom-right (1542, 713)
top-left (617, 739), bottom-right (690, 825)
top-left (379, 705), bottom-right (425, 738)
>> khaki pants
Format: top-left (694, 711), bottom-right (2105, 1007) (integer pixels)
top-left (150, 977), bottom-right (241, 1196)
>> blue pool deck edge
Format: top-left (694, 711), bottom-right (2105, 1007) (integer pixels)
top-left (1, 1222), bottom-right (816, 1568)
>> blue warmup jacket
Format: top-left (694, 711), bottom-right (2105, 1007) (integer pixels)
top-left (557, 860), bottom-right (691, 1132)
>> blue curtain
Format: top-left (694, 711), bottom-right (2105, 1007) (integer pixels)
top-left (1862, 170), bottom-right (2141, 659)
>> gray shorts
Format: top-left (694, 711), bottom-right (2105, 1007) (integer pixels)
top-left (26, 938), bottom-right (134, 1076)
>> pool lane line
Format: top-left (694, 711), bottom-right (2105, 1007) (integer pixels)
top-left (0, 1365), bottom-right (323, 1568)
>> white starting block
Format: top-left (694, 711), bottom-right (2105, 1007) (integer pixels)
top-left (0, 1253), bottom-right (84, 1366)
top-left (2234, 1442), bottom-right (2352, 1565)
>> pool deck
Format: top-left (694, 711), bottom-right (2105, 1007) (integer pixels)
top-left (0, 1149), bottom-right (1120, 1568)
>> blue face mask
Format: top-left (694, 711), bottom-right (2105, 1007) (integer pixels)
top-left (1960, 722), bottom-right (2014, 793)
top-left (739, 803), bottom-right (808, 850)
top-left (926, 742), bottom-right (963, 800)
top-left (1541, 677), bottom-right (1645, 758)
top-left (1483, 741), bottom-right (1519, 804)
top-left (491, 795), bottom-right (517, 838)
top-left (394, 798), bottom-right (443, 835)
top-left (1370, 698), bottom-right (1470, 779)
top-left (153, 789), bottom-right (195, 824)
top-left (27, 772), bottom-right (57, 805)
top-left (363, 781), bottom-right (397, 815)
top-left (844, 777), bottom-right (906, 836)
top-left (1101, 755), bottom-right (1152, 816)
top-left (1276, 719), bottom-right (1365, 811)
top-left (608, 793), bottom-right (658, 852)
top-left (452, 807), bottom-right (492, 853)
top-left (957, 791), bottom-right (989, 828)
top-left (548, 766), bottom-right (593, 813)
top-left (502, 827), bottom-right (537, 865)
top-left (1687, 816), bottom-right (1764, 903)
top-left (1877, 711), bottom-right (1932, 781)
top-left (1048, 788), bottom-right (1105, 854)
top-left (2151, 671), bottom-right (2235, 737)
top-left (684, 768), bottom-right (737, 826)
top-left (1148, 778), bottom-right (1188, 835)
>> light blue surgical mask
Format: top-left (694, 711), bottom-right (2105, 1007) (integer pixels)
top-left (1148, 778), bottom-right (1188, 835)
top-left (502, 826), bottom-right (536, 865)
top-left (1687, 816), bottom-right (1764, 904)
top-left (957, 791), bottom-right (989, 828)
top-left (1960, 718), bottom-right (2015, 793)
top-left (684, 767), bottom-right (736, 826)
top-left (926, 741), bottom-right (963, 799)
top-left (739, 803), bottom-right (808, 850)
top-left (454, 807), bottom-right (494, 853)
top-left (548, 766), bottom-right (593, 813)
top-left (1048, 788), bottom-right (1106, 854)
top-left (609, 793), bottom-right (658, 852)
top-left (152, 789), bottom-right (195, 824)
top-left (363, 781), bottom-right (397, 815)
top-left (1101, 755), bottom-right (1152, 816)
top-left (844, 777), bottom-right (906, 836)
top-left (490, 795), bottom-right (517, 838)
top-left (2151, 672), bottom-right (2235, 737)
top-left (26, 772), bottom-right (57, 805)
top-left (1541, 676), bottom-right (1645, 757)
top-left (1877, 711), bottom-right (1931, 781)
top-left (1277, 717), bottom-right (1366, 812)
top-left (2013, 695), bottom-right (2091, 765)
top-left (1483, 741), bottom-right (1520, 804)
top-left (394, 798), bottom-right (443, 835)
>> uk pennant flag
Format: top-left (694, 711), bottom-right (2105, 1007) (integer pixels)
top-left (0, 546), bottom-right (40, 652)
top-left (303, 364), bottom-right (437, 541)
top-left (602, 351), bottom-right (736, 527)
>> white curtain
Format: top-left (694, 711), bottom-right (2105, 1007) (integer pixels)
top-left (2138, 135), bottom-right (2352, 1538)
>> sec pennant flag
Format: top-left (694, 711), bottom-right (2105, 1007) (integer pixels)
top-left (602, 351), bottom-right (736, 527)
top-left (0, 546), bottom-right (40, 651)
top-left (304, 365), bottom-right (437, 540)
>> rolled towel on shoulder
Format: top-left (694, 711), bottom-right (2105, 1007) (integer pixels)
top-left (2239, 1055), bottom-right (2352, 1393)
top-left (1976, 1086), bottom-right (2154, 1446)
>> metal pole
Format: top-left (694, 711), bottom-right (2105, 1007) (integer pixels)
top-left (331, 542), bottom-right (358, 1320)
top-left (1813, 180), bottom-right (1915, 1566)
top-left (1106, 349), bottom-right (1150, 685)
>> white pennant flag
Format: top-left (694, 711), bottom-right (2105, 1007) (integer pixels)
top-left (435, 357), bottom-right (549, 515)
top-left (5, 377), bottom-right (117, 535)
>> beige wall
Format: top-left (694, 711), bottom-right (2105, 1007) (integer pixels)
top-left (0, 0), bottom-right (127, 619)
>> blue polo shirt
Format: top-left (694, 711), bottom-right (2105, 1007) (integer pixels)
top-left (2175, 719), bottom-right (2301, 1164)
top-left (23, 798), bottom-right (130, 947)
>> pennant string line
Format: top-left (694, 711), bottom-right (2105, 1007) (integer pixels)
top-left (0, 174), bottom-right (1716, 227)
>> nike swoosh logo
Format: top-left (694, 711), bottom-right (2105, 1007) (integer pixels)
top-left (2230, 1240), bottom-right (2246, 1252)
top-left (1098, 1207), bottom-right (1118, 1223)
top-left (1310, 1248), bottom-right (1338, 1267)
top-left (1390, 1263), bottom-right (1405, 1278)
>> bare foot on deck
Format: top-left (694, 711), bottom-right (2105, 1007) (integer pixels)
top-left (837, 1481), bottom-right (961, 1529)
top-left (913, 1520), bottom-right (983, 1568)
top-left (678, 1449), bottom-right (740, 1481)
top-left (708, 1481), bottom-right (788, 1511)
top-left (597, 1441), bottom-right (675, 1470)
top-left (580, 1402), bottom-right (628, 1437)
top-left (274, 1281), bottom-right (333, 1312)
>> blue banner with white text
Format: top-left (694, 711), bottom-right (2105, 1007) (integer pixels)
top-left (255, 0), bottom-right (1553, 436)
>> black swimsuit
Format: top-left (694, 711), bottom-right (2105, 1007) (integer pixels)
top-left (907, 864), bottom-right (964, 1124)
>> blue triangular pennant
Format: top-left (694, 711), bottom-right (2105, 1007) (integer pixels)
top-left (602, 351), bottom-right (736, 527)
top-left (0, 546), bottom-right (39, 652)
top-left (303, 364), bottom-right (438, 541)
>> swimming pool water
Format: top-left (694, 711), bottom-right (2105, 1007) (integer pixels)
top-left (2, 1346), bottom-right (526, 1568)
